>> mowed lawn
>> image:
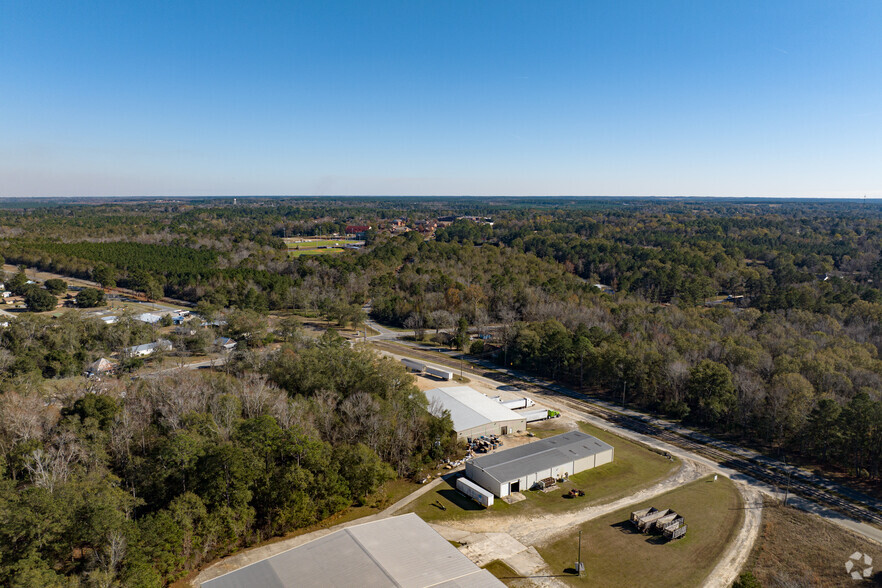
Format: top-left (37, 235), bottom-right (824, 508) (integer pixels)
top-left (284, 238), bottom-right (347, 248)
top-left (538, 476), bottom-right (743, 588)
top-left (288, 247), bottom-right (345, 257)
top-left (398, 422), bottom-right (678, 523)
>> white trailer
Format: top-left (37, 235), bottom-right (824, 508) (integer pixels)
top-left (401, 358), bottom-right (426, 373)
top-left (425, 365), bottom-right (454, 380)
top-left (522, 409), bottom-right (551, 423)
top-left (456, 476), bottom-right (494, 507)
top-left (501, 397), bottom-right (535, 410)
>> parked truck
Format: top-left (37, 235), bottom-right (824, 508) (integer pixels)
top-left (521, 409), bottom-right (560, 423)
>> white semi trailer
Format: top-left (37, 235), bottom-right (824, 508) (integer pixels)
top-left (456, 476), bottom-right (494, 507)
top-left (500, 397), bottom-right (535, 410)
top-left (425, 365), bottom-right (454, 380)
top-left (401, 358), bottom-right (426, 373)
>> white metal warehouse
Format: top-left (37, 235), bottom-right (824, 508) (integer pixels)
top-left (424, 386), bottom-right (527, 440)
top-left (201, 513), bottom-right (503, 588)
top-left (465, 430), bottom-right (614, 497)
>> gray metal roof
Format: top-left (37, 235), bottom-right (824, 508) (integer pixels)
top-left (201, 513), bottom-right (504, 588)
top-left (469, 431), bottom-right (613, 484)
top-left (424, 386), bottom-right (524, 433)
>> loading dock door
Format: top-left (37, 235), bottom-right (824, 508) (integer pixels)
top-left (510, 481), bottom-right (520, 492)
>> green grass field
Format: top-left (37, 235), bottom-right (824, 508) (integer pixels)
top-left (288, 247), bottom-right (346, 257)
top-left (398, 422), bottom-right (678, 523)
top-left (284, 238), bottom-right (346, 248)
top-left (537, 476), bottom-right (743, 587)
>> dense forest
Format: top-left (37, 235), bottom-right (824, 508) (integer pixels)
top-left (2, 197), bottom-right (882, 584)
top-left (0, 325), bottom-right (455, 586)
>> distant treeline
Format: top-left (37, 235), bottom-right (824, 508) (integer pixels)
top-left (3, 198), bottom-right (882, 486)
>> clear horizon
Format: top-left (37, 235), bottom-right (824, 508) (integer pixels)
top-left (2, 1), bottom-right (881, 198)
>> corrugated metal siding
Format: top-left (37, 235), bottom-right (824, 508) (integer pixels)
top-left (466, 463), bottom-right (504, 497)
top-left (573, 455), bottom-right (595, 472)
top-left (595, 449), bottom-right (613, 466)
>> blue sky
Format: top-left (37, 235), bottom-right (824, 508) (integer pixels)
top-left (1, 1), bottom-right (881, 197)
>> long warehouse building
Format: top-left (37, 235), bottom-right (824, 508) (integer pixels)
top-left (424, 386), bottom-right (527, 440)
top-left (465, 430), bottom-right (614, 497)
top-left (201, 513), bottom-right (503, 588)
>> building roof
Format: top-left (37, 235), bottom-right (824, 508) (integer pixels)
top-left (201, 513), bottom-right (503, 588)
top-left (424, 386), bottom-right (524, 433)
top-left (125, 339), bottom-right (172, 354)
top-left (135, 312), bottom-right (162, 324)
top-left (87, 358), bottom-right (115, 373)
top-left (469, 431), bottom-right (613, 484)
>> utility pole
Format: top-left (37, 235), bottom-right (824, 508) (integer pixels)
top-left (622, 381), bottom-right (627, 409)
top-left (782, 457), bottom-right (792, 506)
top-left (576, 530), bottom-right (584, 576)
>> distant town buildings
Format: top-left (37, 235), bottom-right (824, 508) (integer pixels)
top-left (344, 225), bottom-right (372, 238)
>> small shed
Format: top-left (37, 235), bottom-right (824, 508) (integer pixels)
top-left (85, 357), bottom-right (115, 376)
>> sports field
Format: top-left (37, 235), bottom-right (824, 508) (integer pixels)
top-left (284, 238), bottom-right (347, 248)
top-left (283, 237), bottom-right (363, 257)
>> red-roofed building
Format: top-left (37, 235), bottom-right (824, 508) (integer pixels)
top-left (345, 225), bottom-right (371, 236)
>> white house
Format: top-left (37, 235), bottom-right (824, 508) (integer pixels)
top-left (214, 337), bottom-right (237, 350)
top-left (124, 339), bottom-right (172, 358)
